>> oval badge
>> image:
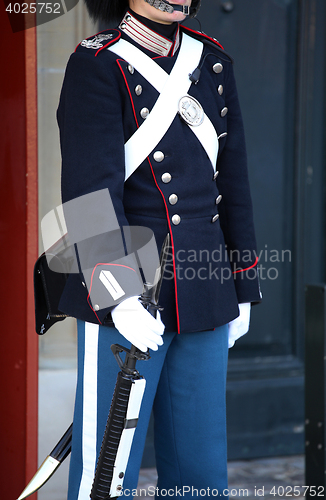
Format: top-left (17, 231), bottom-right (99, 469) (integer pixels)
top-left (178, 95), bottom-right (204, 126)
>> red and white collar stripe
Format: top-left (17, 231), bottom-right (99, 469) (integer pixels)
top-left (119, 11), bottom-right (180, 57)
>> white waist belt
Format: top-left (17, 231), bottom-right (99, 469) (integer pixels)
top-left (109, 34), bottom-right (219, 181)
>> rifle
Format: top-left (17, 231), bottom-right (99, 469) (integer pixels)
top-left (18, 233), bottom-right (170, 500)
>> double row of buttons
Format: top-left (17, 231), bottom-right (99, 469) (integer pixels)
top-left (158, 154), bottom-right (223, 225)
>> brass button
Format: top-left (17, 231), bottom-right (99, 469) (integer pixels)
top-left (135, 85), bottom-right (142, 96)
top-left (212, 214), bottom-right (220, 223)
top-left (140, 107), bottom-right (149, 119)
top-left (161, 172), bottom-right (172, 183)
top-left (128, 64), bottom-right (134, 74)
top-left (125, 14), bottom-right (131, 21)
top-left (213, 63), bottom-right (223, 74)
top-left (172, 214), bottom-right (181, 225)
top-left (213, 171), bottom-right (219, 180)
top-left (218, 85), bottom-right (224, 95)
top-left (120, 22), bottom-right (127, 29)
top-left (216, 194), bottom-right (222, 204)
top-left (221, 107), bottom-right (228, 117)
top-left (169, 194), bottom-right (178, 205)
top-left (94, 304), bottom-right (100, 311)
top-left (153, 151), bottom-right (164, 162)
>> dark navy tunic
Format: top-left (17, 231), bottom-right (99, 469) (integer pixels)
top-left (57, 12), bottom-right (262, 334)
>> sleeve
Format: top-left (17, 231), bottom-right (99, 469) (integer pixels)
top-left (56, 50), bottom-right (145, 323)
top-left (216, 61), bottom-right (262, 304)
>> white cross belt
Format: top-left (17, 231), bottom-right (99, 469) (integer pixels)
top-left (109, 34), bottom-right (219, 181)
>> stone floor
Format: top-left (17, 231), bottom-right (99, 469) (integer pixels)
top-left (136, 456), bottom-right (306, 500)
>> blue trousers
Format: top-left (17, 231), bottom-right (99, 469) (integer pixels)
top-left (67, 321), bottom-right (229, 499)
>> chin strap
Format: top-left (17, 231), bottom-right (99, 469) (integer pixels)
top-left (144, 0), bottom-right (190, 15)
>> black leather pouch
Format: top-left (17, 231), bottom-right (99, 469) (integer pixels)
top-left (34, 235), bottom-right (75, 334)
top-left (34, 252), bottom-right (68, 335)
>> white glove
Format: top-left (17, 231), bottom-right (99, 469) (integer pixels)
top-left (111, 296), bottom-right (165, 352)
top-left (228, 302), bottom-right (251, 348)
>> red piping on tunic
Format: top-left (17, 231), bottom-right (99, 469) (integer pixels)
top-left (117, 59), bottom-right (140, 127)
top-left (95, 31), bottom-right (121, 57)
top-left (232, 256), bottom-right (259, 274)
top-left (147, 157), bottom-right (181, 334)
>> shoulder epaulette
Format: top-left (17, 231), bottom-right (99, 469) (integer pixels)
top-left (75, 28), bottom-right (121, 57)
top-left (180, 26), bottom-right (233, 63)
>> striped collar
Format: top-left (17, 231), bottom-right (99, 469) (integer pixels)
top-left (119, 11), bottom-right (180, 57)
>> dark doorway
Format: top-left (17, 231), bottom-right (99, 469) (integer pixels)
top-left (183, 0), bottom-right (326, 459)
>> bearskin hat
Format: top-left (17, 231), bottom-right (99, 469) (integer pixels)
top-left (84, 0), bottom-right (201, 24)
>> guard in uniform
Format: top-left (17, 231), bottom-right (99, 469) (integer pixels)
top-left (56, 0), bottom-right (262, 497)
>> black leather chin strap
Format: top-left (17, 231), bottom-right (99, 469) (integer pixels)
top-left (144, 0), bottom-right (190, 16)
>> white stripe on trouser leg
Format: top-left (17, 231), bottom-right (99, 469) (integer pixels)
top-left (77, 322), bottom-right (99, 500)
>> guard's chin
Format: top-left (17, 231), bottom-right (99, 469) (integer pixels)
top-left (167, 10), bottom-right (187, 22)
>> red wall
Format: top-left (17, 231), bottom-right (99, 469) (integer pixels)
top-left (0, 7), bottom-right (38, 499)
